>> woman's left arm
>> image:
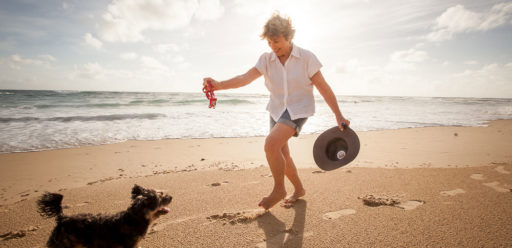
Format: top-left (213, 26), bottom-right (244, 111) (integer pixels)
top-left (311, 70), bottom-right (350, 131)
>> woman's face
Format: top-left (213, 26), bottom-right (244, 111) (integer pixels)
top-left (267, 35), bottom-right (291, 57)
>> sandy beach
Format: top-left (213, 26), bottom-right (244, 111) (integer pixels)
top-left (1, 120), bottom-right (511, 247)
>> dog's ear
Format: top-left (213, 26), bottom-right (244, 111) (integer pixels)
top-left (132, 184), bottom-right (145, 199)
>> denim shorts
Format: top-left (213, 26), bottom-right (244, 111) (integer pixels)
top-left (270, 109), bottom-right (308, 137)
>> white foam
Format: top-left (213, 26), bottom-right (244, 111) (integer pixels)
top-left (1, 91), bottom-right (512, 153)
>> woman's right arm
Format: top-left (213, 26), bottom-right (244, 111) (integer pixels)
top-left (203, 67), bottom-right (262, 91)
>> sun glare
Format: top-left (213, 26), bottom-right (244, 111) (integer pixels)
top-left (272, 3), bottom-right (320, 48)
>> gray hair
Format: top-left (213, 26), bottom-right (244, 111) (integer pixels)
top-left (260, 12), bottom-right (296, 41)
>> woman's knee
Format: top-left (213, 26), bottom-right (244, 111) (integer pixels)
top-left (281, 145), bottom-right (291, 160)
top-left (264, 136), bottom-right (282, 155)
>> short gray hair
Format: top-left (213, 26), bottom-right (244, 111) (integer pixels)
top-left (260, 13), bottom-right (295, 41)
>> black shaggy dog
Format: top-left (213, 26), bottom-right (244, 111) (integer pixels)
top-left (37, 185), bottom-right (172, 248)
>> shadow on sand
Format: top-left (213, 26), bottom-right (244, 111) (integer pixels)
top-left (256, 200), bottom-right (307, 248)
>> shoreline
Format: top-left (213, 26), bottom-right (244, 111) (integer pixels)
top-left (1, 118), bottom-right (508, 156)
top-left (1, 120), bottom-right (511, 206)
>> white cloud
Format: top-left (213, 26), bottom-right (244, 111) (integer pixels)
top-left (154, 43), bottom-right (181, 54)
top-left (332, 49), bottom-right (433, 96)
top-left (390, 49), bottom-right (428, 63)
top-left (335, 49), bottom-right (428, 77)
top-left (449, 62), bottom-right (512, 98)
top-left (140, 56), bottom-right (169, 72)
top-left (4, 54), bottom-right (55, 70)
top-left (70, 63), bottom-right (106, 80)
top-left (120, 52), bottom-right (138, 60)
top-left (386, 49), bottom-right (429, 72)
top-left (38, 54), bottom-right (56, 62)
top-left (99, 0), bottom-right (224, 43)
top-left (84, 33), bottom-right (103, 49)
top-left (195, 0), bottom-right (224, 21)
top-left (10, 54), bottom-right (44, 65)
top-left (172, 55), bottom-right (185, 64)
top-left (427, 3), bottom-right (512, 42)
top-left (232, 0), bottom-right (271, 17)
top-left (67, 60), bottom-right (175, 91)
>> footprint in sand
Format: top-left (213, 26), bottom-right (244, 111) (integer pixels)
top-left (0, 226), bottom-right (39, 241)
top-left (322, 209), bottom-right (356, 220)
top-left (470, 174), bottom-right (485, 180)
top-left (395, 200), bottom-right (425, 210)
top-left (494, 166), bottom-right (511, 174)
top-left (207, 209), bottom-right (265, 225)
top-left (359, 195), bottom-right (424, 210)
top-left (440, 189), bottom-right (465, 196)
top-left (483, 182), bottom-right (511, 193)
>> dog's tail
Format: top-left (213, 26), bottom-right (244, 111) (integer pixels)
top-left (37, 193), bottom-right (63, 219)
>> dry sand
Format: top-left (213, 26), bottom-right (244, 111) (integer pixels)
top-left (0, 120), bottom-right (511, 247)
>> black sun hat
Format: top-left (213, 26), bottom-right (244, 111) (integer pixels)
top-left (313, 125), bottom-right (360, 171)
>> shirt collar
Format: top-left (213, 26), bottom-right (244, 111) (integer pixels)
top-left (270, 43), bottom-right (300, 61)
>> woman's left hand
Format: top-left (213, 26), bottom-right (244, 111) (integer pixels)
top-left (337, 115), bottom-right (350, 131)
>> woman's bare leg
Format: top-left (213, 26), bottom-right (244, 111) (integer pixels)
top-left (282, 143), bottom-right (306, 203)
top-left (259, 123), bottom-right (295, 210)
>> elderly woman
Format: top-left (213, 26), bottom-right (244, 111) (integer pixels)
top-left (203, 13), bottom-right (350, 210)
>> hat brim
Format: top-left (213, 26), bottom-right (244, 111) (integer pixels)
top-left (313, 126), bottom-right (360, 171)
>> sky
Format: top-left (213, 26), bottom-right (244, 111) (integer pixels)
top-left (0, 0), bottom-right (511, 98)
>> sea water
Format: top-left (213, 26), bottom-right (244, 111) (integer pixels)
top-left (1, 90), bottom-right (511, 153)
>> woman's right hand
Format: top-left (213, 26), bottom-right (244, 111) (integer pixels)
top-left (203, 77), bottom-right (220, 91)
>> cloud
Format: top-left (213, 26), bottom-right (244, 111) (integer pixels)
top-left (387, 49), bottom-right (429, 71)
top-left (38, 54), bottom-right (56, 62)
top-left (4, 54), bottom-right (55, 70)
top-left (120, 52), bottom-right (138, 60)
top-left (427, 2), bottom-right (512, 42)
top-left (332, 49), bottom-right (433, 96)
top-left (99, 0), bottom-right (224, 43)
top-left (390, 49), bottom-right (428, 63)
top-left (140, 56), bottom-right (169, 72)
top-left (154, 43), bottom-right (182, 54)
top-left (449, 62), bottom-right (512, 98)
top-left (10, 54), bottom-right (44, 65)
top-left (70, 63), bottom-right (106, 80)
top-left (195, 0), bottom-right (224, 21)
top-left (335, 49), bottom-right (428, 77)
top-left (84, 33), bottom-right (103, 49)
top-left (67, 59), bottom-right (176, 91)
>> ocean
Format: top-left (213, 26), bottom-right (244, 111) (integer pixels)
top-left (1, 90), bottom-right (511, 154)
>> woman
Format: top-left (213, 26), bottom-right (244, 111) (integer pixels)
top-left (203, 13), bottom-right (350, 210)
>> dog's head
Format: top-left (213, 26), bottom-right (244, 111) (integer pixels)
top-left (130, 185), bottom-right (173, 222)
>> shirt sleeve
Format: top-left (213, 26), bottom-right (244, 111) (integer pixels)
top-left (255, 53), bottom-right (267, 75)
top-left (307, 52), bottom-right (322, 78)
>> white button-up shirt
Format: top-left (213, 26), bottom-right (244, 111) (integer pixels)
top-left (255, 44), bottom-right (322, 121)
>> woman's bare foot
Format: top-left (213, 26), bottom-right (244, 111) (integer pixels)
top-left (284, 189), bottom-right (306, 203)
top-left (258, 189), bottom-right (287, 210)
